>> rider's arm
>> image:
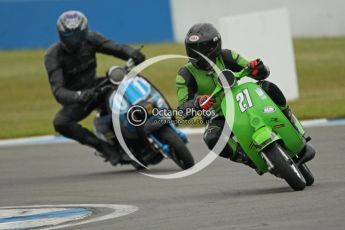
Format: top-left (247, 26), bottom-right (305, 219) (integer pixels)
top-left (221, 49), bottom-right (270, 80)
top-left (44, 45), bottom-right (83, 105)
top-left (88, 32), bottom-right (137, 60)
top-left (176, 67), bottom-right (198, 119)
top-left (221, 49), bottom-right (249, 71)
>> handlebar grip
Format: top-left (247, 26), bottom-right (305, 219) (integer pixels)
top-left (126, 58), bottom-right (135, 70)
top-left (125, 45), bottom-right (143, 70)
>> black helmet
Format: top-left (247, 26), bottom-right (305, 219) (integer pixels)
top-left (57, 10), bottom-right (88, 52)
top-left (185, 23), bottom-right (222, 70)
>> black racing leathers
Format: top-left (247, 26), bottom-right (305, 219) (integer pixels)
top-left (44, 31), bottom-right (138, 105)
top-left (44, 32), bottom-right (139, 149)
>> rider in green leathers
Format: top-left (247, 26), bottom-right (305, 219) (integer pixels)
top-left (176, 23), bottom-right (295, 166)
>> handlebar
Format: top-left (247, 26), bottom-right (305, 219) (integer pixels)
top-left (204, 66), bottom-right (251, 103)
top-left (84, 45), bottom-right (144, 111)
top-left (124, 58), bottom-right (135, 72)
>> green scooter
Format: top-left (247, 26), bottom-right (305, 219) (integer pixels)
top-left (210, 68), bottom-right (315, 191)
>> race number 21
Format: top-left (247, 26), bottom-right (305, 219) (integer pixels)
top-left (236, 89), bottom-right (253, 112)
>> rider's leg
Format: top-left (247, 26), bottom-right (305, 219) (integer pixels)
top-left (203, 117), bottom-right (254, 168)
top-left (259, 81), bottom-right (298, 127)
top-left (53, 104), bottom-right (122, 164)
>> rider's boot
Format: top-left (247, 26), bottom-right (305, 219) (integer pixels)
top-left (230, 146), bottom-right (256, 168)
top-left (94, 141), bottom-right (122, 166)
top-left (227, 141), bottom-right (263, 174)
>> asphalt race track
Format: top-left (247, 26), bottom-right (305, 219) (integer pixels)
top-left (0, 125), bottom-right (344, 230)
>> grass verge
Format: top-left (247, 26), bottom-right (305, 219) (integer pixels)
top-left (0, 38), bottom-right (344, 139)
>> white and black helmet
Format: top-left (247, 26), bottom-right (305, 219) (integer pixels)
top-left (57, 10), bottom-right (88, 52)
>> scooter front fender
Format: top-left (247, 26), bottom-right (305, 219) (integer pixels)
top-left (252, 126), bottom-right (282, 152)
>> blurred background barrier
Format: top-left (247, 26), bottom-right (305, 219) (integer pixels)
top-left (1, 0), bottom-right (344, 49)
top-left (171, 0), bottom-right (345, 41)
top-left (219, 9), bottom-right (299, 100)
top-left (0, 0), bottom-right (174, 49)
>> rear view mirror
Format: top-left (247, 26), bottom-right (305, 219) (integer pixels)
top-left (218, 69), bottom-right (236, 88)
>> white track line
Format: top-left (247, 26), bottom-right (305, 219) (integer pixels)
top-left (0, 208), bottom-right (91, 230)
top-left (0, 118), bottom-right (344, 147)
top-left (0, 204), bottom-right (138, 230)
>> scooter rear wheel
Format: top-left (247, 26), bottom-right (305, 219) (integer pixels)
top-left (299, 164), bottom-right (314, 186)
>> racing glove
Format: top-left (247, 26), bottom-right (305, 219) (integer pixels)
top-left (196, 95), bottom-right (214, 110)
top-left (248, 59), bottom-right (270, 80)
top-left (75, 89), bottom-right (95, 103)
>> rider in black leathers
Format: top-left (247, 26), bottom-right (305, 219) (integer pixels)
top-left (44, 10), bottom-right (145, 164)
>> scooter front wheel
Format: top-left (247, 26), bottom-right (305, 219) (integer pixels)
top-left (263, 142), bottom-right (306, 191)
top-left (156, 126), bottom-right (194, 170)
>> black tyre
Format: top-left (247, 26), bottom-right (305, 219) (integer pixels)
top-left (299, 164), bottom-right (314, 186)
top-left (130, 161), bottom-right (146, 170)
top-left (263, 143), bottom-right (306, 191)
top-left (156, 126), bottom-right (194, 169)
top-left (130, 152), bottom-right (163, 170)
top-left (146, 153), bottom-right (164, 165)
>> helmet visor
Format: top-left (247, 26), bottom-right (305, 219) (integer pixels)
top-left (60, 28), bottom-right (88, 51)
top-left (187, 40), bottom-right (218, 60)
top-left (187, 40), bottom-right (219, 70)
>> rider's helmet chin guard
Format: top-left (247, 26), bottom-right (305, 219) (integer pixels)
top-left (57, 10), bottom-right (88, 52)
top-left (107, 66), bottom-right (126, 86)
top-left (184, 23), bottom-right (222, 71)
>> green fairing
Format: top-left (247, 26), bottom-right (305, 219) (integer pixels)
top-left (251, 127), bottom-right (283, 153)
top-left (291, 114), bottom-right (306, 135)
top-left (252, 127), bottom-right (276, 145)
top-left (219, 69), bottom-right (306, 173)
